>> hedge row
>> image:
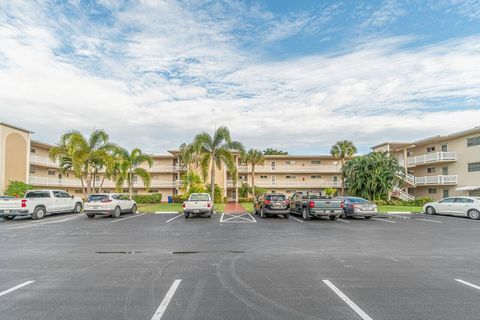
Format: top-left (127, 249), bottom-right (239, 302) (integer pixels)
top-left (132, 193), bottom-right (162, 204)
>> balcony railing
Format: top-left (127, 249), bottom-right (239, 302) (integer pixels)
top-left (407, 152), bottom-right (457, 167)
top-left (237, 165), bottom-right (341, 173)
top-left (414, 175), bottom-right (458, 186)
top-left (30, 155), bottom-right (59, 167)
top-left (139, 165), bottom-right (181, 173)
top-left (29, 176), bottom-right (181, 188)
top-left (255, 180), bottom-right (342, 188)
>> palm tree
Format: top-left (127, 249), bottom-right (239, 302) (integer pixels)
top-left (178, 142), bottom-right (197, 172)
top-left (49, 130), bottom-right (117, 198)
top-left (330, 140), bottom-right (357, 196)
top-left (190, 126), bottom-right (244, 202)
top-left (115, 148), bottom-right (154, 200)
top-left (241, 149), bottom-right (264, 200)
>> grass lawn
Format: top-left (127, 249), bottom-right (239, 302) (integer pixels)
top-left (378, 205), bottom-right (423, 213)
top-left (239, 202), bottom-right (254, 213)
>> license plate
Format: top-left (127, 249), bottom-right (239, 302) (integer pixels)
top-left (194, 209), bottom-right (200, 213)
top-left (4, 210), bottom-right (10, 214)
top-left (93, 206), bottom-right (98, 209)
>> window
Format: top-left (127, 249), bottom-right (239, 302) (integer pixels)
top-left (333, 176), bottom-right (338, 182)
top-left (88, 194), bottom-right (109, 202)
top-left (426, 146), bottom-right (436, 152)
top-left (48, 170), bottom-right (55, 176)
top-left (439, 197), bottom-right (454, 203)
top-left (239, 175), bottom-right (247, 180)
top-left (427, 167), bottom-right (436, 173)
top-left (29, 168), bottom-right (36, 174)
top-left (311, 160), bottom-right (321, 164)
top-left (30, 148), bottom-right (36, 153)
top-left (467, 136), bottom-right (480, 147)
top-left (149, 190), bottom-right (159, 193)
top-left (285, 176), bottom-right (296, 179)
top-left (285, 189), bottom-right (295, 193)
top-left (442, 189), bottom-right (449, 198)
top-left (265, 194), bottom-right (286, 201)
top-left (311, 175), bottom-right (322, 179)
top-left (95, 176), bottom-right (100, 181)
top-left (441, 144), bottom-right (448, 152)
top-left (286, 160), bottom-right (295, 165)
top-left (407, 151), bottom-right (414, 157)
top-left (428, 188), bottom-right (437, 194)
top-left (25, 191), bottom-right (50, 198)
top-left (468, 162), bottom-right (480, 172)
top-left (260, 175), bottom-right (268, 179)
top-left (441, 167), bottom-right (448, 175)
top-left (454, 198), bottom-right (474, 203)
top-left (74, 189), bottom-right (83, 194)
top-left (469, 190), bottom-right (480, 197)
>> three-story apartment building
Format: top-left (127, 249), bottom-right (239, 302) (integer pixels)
top-left (372, 127), bottom-right (480, 200)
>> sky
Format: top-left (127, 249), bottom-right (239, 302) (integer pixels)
top-left (0, 0), bottom-right (479, 155)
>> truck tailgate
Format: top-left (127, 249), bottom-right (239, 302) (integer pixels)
top-left (185, 201), bottom-right (210, 209)
top-left (0, 198), bottom-right (23, 210)
top-left (314, 200), bottom-right (342, 210)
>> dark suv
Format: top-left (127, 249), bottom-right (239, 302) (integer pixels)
top-left (254, 193), bottom-right (290, 219)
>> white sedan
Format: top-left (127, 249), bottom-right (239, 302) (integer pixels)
top-left (423, 196), bottom-right (480, 220)
top-left (84, 194), bottom-right (137, 218)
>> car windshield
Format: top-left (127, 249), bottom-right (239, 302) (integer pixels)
top-left (88, 195), bottom-right (109, 202)
top-left (266, 195), bottom-right (286, 201)
top-left (190, 194), bottom-right (210, 201)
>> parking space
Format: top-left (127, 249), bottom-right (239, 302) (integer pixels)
top-left (1, 211), bottom-right (479, 320)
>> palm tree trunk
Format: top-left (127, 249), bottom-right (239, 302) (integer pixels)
top-left (80, 177), bottom-right (86, 199)
top-left (210, 158), bottom-right (216, 203)
top-left (98, 176), bottom-right (106, 193)
top-left (129, 168), bottom-right (133, 200)
top-left (341, 158), bottom-right (345, 196)
top-left (251, 164), bottom-right (255, 201)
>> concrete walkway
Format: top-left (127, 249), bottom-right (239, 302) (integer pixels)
top-left (223, 203), bottom-right (248, 214)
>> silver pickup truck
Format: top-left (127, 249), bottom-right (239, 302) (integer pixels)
top-left (182, 193), bottom-right (214, 218)
top-left (290, 191), bottom-right (343, 221)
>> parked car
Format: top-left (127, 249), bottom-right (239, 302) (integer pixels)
top-left (0, 190), bottom-right (83, 220)
top-left (290, 191), bottom-right (343, 220)
top-left (84, 194), bottom-right (137, 218)
top-left (423, 196), bottom-right (480, 220)
top-left (335, 196), bottom-right (377, 219)
top-left (254, 193), bottom-right (290, 219)
top-left (183, 193), bottom-right (214, 218)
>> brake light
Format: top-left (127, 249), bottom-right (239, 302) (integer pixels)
top-left (182, 203), bottom-right (186, 208)
top-left (207, 203), bottom-right (211, 208)
top-left (284, 200), bottom-right (290, 205)
top-left (309, 201), bottom-right (315, 208)
top-left (340, 201), bottom-right (344, 209)
top-left (264, 200), bottom-right (271, 205)
top-left (21, 199), bottom-right (27, 208)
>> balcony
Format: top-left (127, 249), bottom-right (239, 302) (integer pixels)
top-left (30, 155), bottom-right (59, 167)
top-left (29, 176), bottom-right (181, 189)
top-left (139, 165), bottom-right (180, 173)
top-left (414, 175), bottom-right (458, 186)
top-left (255, 180), bottom-right (342, 188)
top-left (407, 152), bottom-right (457, 167)
top-left (237, 165), bottom-right (341, 173)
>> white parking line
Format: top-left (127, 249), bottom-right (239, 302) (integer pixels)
top-left (289, 216), bottom-right (304, 223)
top-left (372, 218), bottom-right (397, 224)
top-left (111, 213), bottom-right (146, 223)
top-left (220, 212), bottom-right (256, 223)
top-left (417, 218), bottom-right (442, 224)
top-left (337, 218), bottom-right (351, 224)
top-left (323, 280), bottom-right (373, 320)
top-left (455, 279), bottom-right (480, 291)
top-left (0, 281), bottom-right (35, 297)
top-left (150, 279), bottom-right (182, 320)
top-left (166, 213), bottom-right (183, 223)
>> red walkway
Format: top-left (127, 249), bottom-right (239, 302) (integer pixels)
top-left (223, 203), bottom-right (248, 214)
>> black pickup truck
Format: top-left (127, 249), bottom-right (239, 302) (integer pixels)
top-left (290, 191), bottom-right (343, 220)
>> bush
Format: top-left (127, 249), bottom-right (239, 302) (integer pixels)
top-left (238, 197), bottom-right (253, 203)
top-left (132, 193), bottom-right (162, 204)
top-left (171, 195), bottom-right (188, 203)
top-left (373, 197), bottom-right (432, 206)
top-left (5, 180), bottom-right (33, 197)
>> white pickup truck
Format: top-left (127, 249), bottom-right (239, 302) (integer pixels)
top-left (182, 193), bottom-right (214, 218)
top-left (0, 190), bottom-right (83, 220)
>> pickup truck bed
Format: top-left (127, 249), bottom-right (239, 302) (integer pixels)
top-left (290, 192), bottom-right (343, 221)
top-left (183, 193), bottom-right (214, 218)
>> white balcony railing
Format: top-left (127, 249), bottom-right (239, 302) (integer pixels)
top-left (237, 165), bottom-right (341, 173)
top-left (414, 175), bottom-right (458, 186)
top-left (29, 176), bottom-right (181, 189)
top-left (255, 180), bottom-right (342, 188)
top-left (139, 165), bottom-right (180, 173)
top-left (407, 152), bottom-right (457, 167)
top-left (30, 155), bottom-right (59, 167)
top-left (391, 187), bottom-right (415, 201)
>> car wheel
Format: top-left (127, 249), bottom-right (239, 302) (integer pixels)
top-left (260, 208), bottom-right (266, 219)
top-left (131, 204), bottom-right (137, 214)
top-left (32, 207), bottom-right (46, 220)
top-left (184, 212), bottom-right (190, 218)
top-left (207, 213), bottom-right (212, 218)
top-left (1, 215), bottom-right (15, 220)
top-left (86, 213), bottom-right (95, 219)
top-left (112, 206), bottom-right (121, 218)
top-left (426, 206), bottom-right (436, 215)
top-left (467, 209), bottom-right (480, 220)
top-left (74, 202), bottom-right (82, 213)
top-left (365, 216), bottom-right (372, 220)
top-left (329, 215), bottom-right (338, 221)
top-left (284, 214), bottom-right (289, 219)
top-left (302, 208), bottom-right (310, 220)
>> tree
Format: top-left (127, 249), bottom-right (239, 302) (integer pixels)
top-left (178, 142), bottom-right (197, 172)
top-left (190, 126), bottom-right (244, 202)
top-left (49, 130), bottom-right (117, 198)
top-left (238, 182), bottom-right (252, 198)
top-left (324, 187), bottom-right (337, 198)
top-left (241, 149), bottom-right (265, 201)
top-left (263, 148), bottom-right (288, 155)
top-left (4, 181), bottom-right (33, 197)
top-left (115, 148), bottom-right (154, 200)
top-left (330, 140), bottom-right (357, 196)
top-left (342, 152), bottom-right (404, 200)
top-left (181, 171), bottom-right (206, 195)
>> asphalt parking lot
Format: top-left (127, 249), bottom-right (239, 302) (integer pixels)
top-left (1, 211), bottom-right (479, 320)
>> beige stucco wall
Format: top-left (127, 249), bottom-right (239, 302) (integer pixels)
top-left (0, 125), bottom-right (30, 194)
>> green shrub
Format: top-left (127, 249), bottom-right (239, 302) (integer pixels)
top-left (238, 197), bottom-right (254, 203)
top-left (132, 193), bottom-right (162, 204)
top-left (171, 195), bottom-right (189, 203)
top-left (5, 180), bottom-right (33, 197)
top-left (373, 197), bottom-right (432, 206)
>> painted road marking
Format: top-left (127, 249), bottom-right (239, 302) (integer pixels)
top-left (372, 218), bottom-right (397, 224)
top-left (150, 279), bottom-right (182, 320)
top-left (289, 216), bottom-right (304, 223)
top-left (111, 213), bottom-right (146, 223)
top-left (220, 212), bottom-right (256, 223)
top-left (154, 211), bottom-right (179, 214)
top-left (455, 279), bottom-right (480, 291)
top-left (166, 213), bottom-right (183, 223)
top-left (323, 280), bottom-right (373, 320)
top-left (417, 218), bottom-right (442, 224)
top-left (0, 281), bottom-right (35, 298)
top-left (337, 219), bottom-right (351, 224)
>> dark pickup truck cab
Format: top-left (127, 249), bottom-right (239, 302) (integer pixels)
top-left (290, 191), bottom-right (343, 220)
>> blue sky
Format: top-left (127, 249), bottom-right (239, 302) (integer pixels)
top-left (0, 0), bottom-right (479, 154)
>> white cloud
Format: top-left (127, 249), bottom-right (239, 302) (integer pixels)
top-left (0, 1), bottom-right (479, 154)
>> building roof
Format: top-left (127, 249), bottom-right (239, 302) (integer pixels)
top-left (370, 142), bottom-right (411, 150)
top-left (0, 122), bottom-right (33, 133)
top-left (31, 140), bottom-right (55, 148)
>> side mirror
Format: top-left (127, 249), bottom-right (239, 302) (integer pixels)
top-left (71, 195), bottom-right (74, 199)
